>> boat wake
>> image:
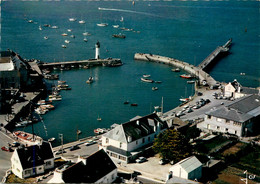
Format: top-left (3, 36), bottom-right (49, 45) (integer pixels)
top-left (98, 7), bottom-right (161, 17)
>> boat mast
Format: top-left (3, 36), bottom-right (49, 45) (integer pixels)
top-left (29, 101), bottom-right (35, 142)
top-left (161, 96), bottom-right (163, 114)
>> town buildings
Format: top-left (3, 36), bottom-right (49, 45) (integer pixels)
top-left (48, 149), bottom-right (117, 183)
top-left (99, 113), bottom-right (168, 163)
top-left (10, 141), bottom-right (54, 179)
top-left (197, 94), bottom-right (260, 137)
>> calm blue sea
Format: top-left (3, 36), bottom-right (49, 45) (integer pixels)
top-left (1, 0), bottom-right (259, 145)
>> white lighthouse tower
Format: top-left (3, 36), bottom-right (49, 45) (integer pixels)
top-left (95, 41), bottom-right (100, 59)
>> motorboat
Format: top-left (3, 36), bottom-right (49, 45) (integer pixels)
top-left (39, 26), bottom-right (42, 30)
top-left (28, 20), bottom-right (33, 23)
top-left (180, 74), bottom-right (193, 79)
top-left (44, 36), bottom-right (48, 40)
top-left (61, 45), bottom-right (67, 48)
top-left (97, 23), bottom-right (108, 27)
top-left (172, 68), bottom-right (180, 72)
top-left (83, 38), bottom-right (88, 42)
top-left (49, 96), bottom-right (62, 101)
top-left (51, 25), bottom-right (58, 29)
top-left (141, 78), bottom-right (154, 83)
top-left (69, 18), bottom-right (76, 22)
top-left (48, 137), bottom-right (56, 142)
top-left (120, 16), bottom-right (124, 22)
top-left (113, 25), bottom-right (119, 28)
top-left (143, 74), bottom-right (151, 78)
top-left (65, 40), bottom-right (70, 44)
top-left (79, 20), bottom-right (85, 24)
top-left (83, 32), bottom-right (90, 36)
top-left (112, 33), bottom-right (126, 39)
top-left (67, 29), bottom-right (72, 32)
top-left (152, 87), bottom-right (158, 91)
top-left (37, 100), bottom-right (52, 105)
top-left (70, 35), bottom-right (76, 38)
top-left (187, 80), bottom-right (195, 84)
top-left (124, 101), bottom-right (129, 104)
top-left (61, 33), bottom-right (68, 36)
top-left (86, 76), bottom-right (94, 84)
top-left (131, 103), bottom-right (138, 106)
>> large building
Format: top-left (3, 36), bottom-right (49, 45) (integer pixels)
top-left (48, 149), bottom-right (117, 183)
top-left (11, 141), bottom-right (54, 179)
top-left (100, 113), bottom-right (168, 163)
top-left (197, 94), bottom-right (260, 137)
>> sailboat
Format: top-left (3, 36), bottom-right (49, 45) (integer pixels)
top-left (179, 87), bottom-right (190, 102)
top-left (97, 8), bottom-right (108, 27)
top-left (120, 16), bottom-right (124, 22)
top-left (97, 115), bottom-right (102, 121)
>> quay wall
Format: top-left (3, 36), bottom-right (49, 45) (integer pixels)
top-left (134, 53), bottom-right (217, 87)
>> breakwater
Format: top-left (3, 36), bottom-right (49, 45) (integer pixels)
top-left (134, 53), bottom-right (218, 87)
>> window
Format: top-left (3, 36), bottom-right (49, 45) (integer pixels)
top-left (106, 138), bottom-right (109, 143)
top-left (225, 128), bottom-right (228, 132)
top-left (217, 118), bottom-right (222, 122)
top-left (148, 137), bottom-right (150, 141)
top-left (207, 115), bottom-right (211, 119)
top-left (142, 138), bottom-right (145, 143)
top-left (119, 155), bottom-right (126, 161)
top-left (235, 131), bottom-right (237, 135)
top-left (25, 170), bottom-right (31, 175)
top-left (226, 120), bottom-right (230, 124)
top-left (111, 153), bottom-right (118, 158)
top-left (136, 140), bottom-right (138, 145)
top-left (233, 122), bottom-right (242, 126)
top-left (119, 142), bottom-right (122, 148)
top-left (217, 126), bottom-right (220, 130)
top-left (46, 161), bottom-right (52, 166)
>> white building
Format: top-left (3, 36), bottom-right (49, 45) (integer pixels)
top-left (11, 141), bottom-right (54, 179)
top-left (169, 156), bottom-right (202, 181)
top-left (100, 113), bottom-right (168, 163)
top-left (48, 149), bottom-right (117, 183)
top-left (224, 79), bottom-right (259, 99)
top-left (197, 94), bottom-right (260, 137)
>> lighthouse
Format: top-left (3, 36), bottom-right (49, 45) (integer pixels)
top-left (95, 41), bottom-right (100, 59)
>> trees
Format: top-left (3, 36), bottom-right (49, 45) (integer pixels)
top-left (152, 128), bottom-right (191, 163)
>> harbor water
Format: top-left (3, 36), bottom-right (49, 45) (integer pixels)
top-left (1, 0), bottom-right (259, 145)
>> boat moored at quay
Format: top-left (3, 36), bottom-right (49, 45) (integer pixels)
top-left (141, 77), bottom-right (154, 83)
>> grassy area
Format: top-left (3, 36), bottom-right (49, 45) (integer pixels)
top-left (6, 174), bottom-right (36, 183)
top-left (222, 142), bottom-right (246, 156)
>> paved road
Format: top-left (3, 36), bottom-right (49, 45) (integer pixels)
top-left (0, 129), bottom-right (16, 181)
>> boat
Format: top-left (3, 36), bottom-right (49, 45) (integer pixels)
top-left (44, 24), bottom-right (50, 27)
top-left (58, 80), bottom-right (66, 84)
top-left (41, 104), bottom-right (55, 110)
top-left (70, 35), bottom-right (76, 38)
top-left (79, 20), bottom-right (85, 24)
top-left (143, 74), bottom-right (151, 78)
top-left (97, 23), bottom-right (108, 27)
top-left (28, 20), bottom-right (33, 23)
top-left (39, 26), bottom-right (42, 30)
top-left (83, 38), bottom-right (88, 42)
top-left (180, 74), bottom-right (193, 79)
top-left (124, 101), bottom-right (129, 104)
top-left (77, 130), bottom-right (82, 135)
top-left (112, 33), bottom-right (126, 39)
top-left (141, 78), bottom-right (154, 83)
top-left (69, 18), bottom-right (76, 22)
top-left (49, 96), bottom-right (62, 101)
top-left (120, 16), bottom-right (124, 22)
top-left (61, 33), bottom-right (68, 36)
top-left (94, 128), bottom-right (106, 134)
top-left (61, 45), bottom-right (67, 48)
top-left (179, 98), bottom-right (190, 102)
top-left (131, 103), bottom-right (138, 106)
top-left (15, 120), bottom-right (32, 127)
top-left (44, 36), bottom-right (48, 40)
top-left (48, 137), bottom-right (56, 142)
top-left (37, 100), bottom-right (52, 105)
top-left (152, 87), bottom-right (158, 91)
top-left (240, 72), bottom-right (246, 75)
top-left (83, 32), bottom-right (90, 36)
top-left (65, 40), bottom-right (70, 43)
top-left (51, 25), bottom-right (58, 29)
top-left (97, 115), bottom-right (102, 121)
top-left (172, 68), bottom-right (180, 72)
top-left (86, 76), bottom-right (93, 84)
top-left (13, 131), bottom-right (43, 146)
top-left (67, 29), bottom-right (72, 32)
top-left (113, 25), bottom-right (119, 28)
top-left (187, 80), bottom-right (195, 84)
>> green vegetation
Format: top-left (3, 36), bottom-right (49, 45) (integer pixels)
top-left (6, 174), bottom-right (36, 183)
top-left (152, 128), bottom-right (191, 163)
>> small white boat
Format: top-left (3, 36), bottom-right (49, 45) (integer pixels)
top-left (120, 16), bottom-right (124, 22)
top-left (61, 33), bottom-right (68, 36)
top-left (152, 87), bottom-right (158, 91)
top-left (77, 130), bottom-right (82, 135)
top-left (28, 20), bottom-right (33, 23)
top-left (187, 80), bottom-right (195, 84)
top-left (48, 137), bottom-right (56, 142)
top-left (97, 23), bottom-right (108, 27)
top-left (143, 74), bottom-right (151, 78)
top-left (172, 68), bottom-right (180, 72)
top-left (49, 96), bottom-right (62, 101)
top-left (70, 35), bottom-right (75, 38)
top-left (83, 32), bottom-right (90, 36)
top-left (141, 78), bottom-right (154, 83)
top-left (69, 18), bottom-right (77, 22)
top-left (51, 25), bottom-right (58, 29)
top-left (83, 38), bottom-right (88, 42)
top-left (79, 20), bottom-right (85, 24)
top-left (240, 72), bottom-right (246, 75)
top-left (67, 29), bottom-right (72, 32)
top-left (65, 40), bottom-right (70, 44)
top-left (39, 26), bottom-right (42, 30)
top-left (113, 25), bottom-right (119, 28)
top-left (61, 45), bottom-right (67, 48)
top-left (97, 115), bottom-right (102, 121)
top-left (44, 36), bottom-right (48, 40)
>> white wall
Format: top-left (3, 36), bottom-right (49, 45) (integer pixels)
top-left (170, 165), bottom-right (188, 179)
top-left (95, 169), bottom-right (117, 183)
top-left (44, 158), bottom-right (55, 170)
top-left (11, 150), bottom-right (23, 179)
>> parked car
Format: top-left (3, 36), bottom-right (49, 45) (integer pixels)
top-left (1, 146), bottom-right (13, 152)
top-left (11, 142), bottom-right (20, 147)
top-left (135, 157), bottom-right (147, 163)
top-left (84, 140), bottom-right (97, 146)
top-left (159, 159), bottom-right (168, 165)
top-left (55, 149), bottom-right (66, 155)
top-left (69, 145), bottom-right (80, 151)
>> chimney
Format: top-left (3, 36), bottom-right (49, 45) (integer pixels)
top-left (127, 136), bottom-right (132, 143)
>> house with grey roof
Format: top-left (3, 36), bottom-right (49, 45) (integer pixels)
top-left (197, 94), bottom-right (260, 137)
top-left (100, 113), bottom-right (168, 163)
top-left (168, 156), bottom-right (202, 181)
top-left (224, 79), bottom-right (259, 99)
top-left (48, 149), bottom-right (117, 183)
top-left (11, 141), bottom-right (54, 179)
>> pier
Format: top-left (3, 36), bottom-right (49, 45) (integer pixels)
top-left (39, 58), bottom-right (122, 70)
top-left (134, 53), bottom-right (217, 87)
top-left (197, 38), bottom-right (232, 71)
